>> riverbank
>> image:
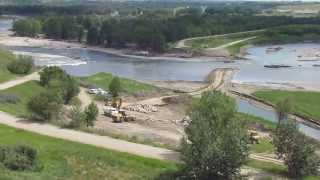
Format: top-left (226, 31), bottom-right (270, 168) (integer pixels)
top-left (0, 35), bottom-right (231, 62)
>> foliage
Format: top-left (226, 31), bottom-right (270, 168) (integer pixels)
top-left (275, 97), bottom-right (293, 123)
top-left (27, 90), bottom-right (63, 121)
top-left (0, 81), bottom-right (45, 117)
top-left (0, 49), bottom-right (17, 83)
top-left (7, 55), bottom-right (34, 74)
top-left (40, 66), bottom-right (80, 104)
top-left (84, 102), bottom-right (99, 127)
top-left (69, 105), bottom-right (86, 128)
top-left (0, 144), bottom-right (38, 171)
top-left (12, 19), bottom-right (41, 37)
top-left (273, 120), bottom-right (320, 178)
top-left (0, 92), bottom-right (20, 104)
top-left (181, 91), bottom-right (249, 179)
top-left (109, 76), bottom-right (121, 97)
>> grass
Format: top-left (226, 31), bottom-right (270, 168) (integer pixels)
top-left (0, 81), bottom-right (45, 117)
top-left (80, 72), bottom-right (156, 95)
top-left (245, 159), bottom-right (287, 176)
top-left (253, 90), bottom-right (320, 120)
top-left (250, 138), bottom-right (274, 154)
top-left (0, 124), bottom-right (179, 180)
top-left (237, 112), bottom-right (276, 131)
top-left (185, 31), bottom-right (261, 51)
top-left (0, 49), bottom-right (17, 83)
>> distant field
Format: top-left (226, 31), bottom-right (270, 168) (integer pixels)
top-left (253, 90), bottom-right (320, 120)
top-left (0, 49), bottom-right (17, 83)
top-left (0, 81), bottom-right (44, 117)
top-left (0, 124), bottom-right (178, 180)
top-left (81, 72), bottom-right (157, 95)
top-left (184, 31), bottom-right (261, 50)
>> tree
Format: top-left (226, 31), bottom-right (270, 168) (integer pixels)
top-left (7, 55), bottom-right (34, 74)
top-left (27, 90), bottom-right (63, 121)
top-left (40, 66), bottom-right (68, 86)
top-left (275, 98), bottom-right (293, 123)
top-left (84, 102), bottom-right (99, 127)
top-left (181, 91), bottom-right (249, 179)
top-left (69, 105), bottom-right (85, 128)
top-left (109, 77), bottom-right (121, 97)
top-left (273, 120), bottom-right (320, 178)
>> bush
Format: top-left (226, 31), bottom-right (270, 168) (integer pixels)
top-left (0, 144), bottom-right (38, 171)
top-left (84, 102), bottom-right (99, 127)
top-left (7, 55), bottom-right (34, 74)
top-left (69, 105), bottom-right (86, 128)
top-left (27, 90), bottom-right (63, 121)
top-left (0, 92), bottom-right (20, 104)
top-left (109, 76), bottom-right (121, 97)
top-left (40, 66), bottom-right (80, 104)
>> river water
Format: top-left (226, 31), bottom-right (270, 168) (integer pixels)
top-left (1, 18), bottom-right (320, 140)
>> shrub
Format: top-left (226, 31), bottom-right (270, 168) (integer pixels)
top-left (7, 55), bottom-right (34, 74)
top-left (69, 105), bottom-right (86, 128)
top-left (84, 102), bottom-right (99, 127)
top-left (40, 67), bottom-right (80, 104)
top-left (27, 90), bottom-right (63, 121)
top-left (0, 92), bottom-right (20, 104)
top-left (0, 144), bottom-right (38, 171)
top-left (109, 76), bottom-right (121, 97)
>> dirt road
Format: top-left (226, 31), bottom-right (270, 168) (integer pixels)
top-left (0, 72), bottom-right (39, 90)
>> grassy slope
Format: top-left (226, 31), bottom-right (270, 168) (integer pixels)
top-left (81, 72), bottom-right (156, 95)
top-left (0, 49), bottom-right (17, 83)
top-left (0, 81), bottom-right (45, 117)
top-left (253, 90), bottom-right (320, 120)
top-left (0, 124), bottom-right (178, 180)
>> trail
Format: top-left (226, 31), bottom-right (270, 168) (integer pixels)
top-left (0, 72), bottom-right (39, 90)
top-left (0, 70), bottom-right (286, 166)
top-left (206, 36), bottom-right (257, 51)
top-left (175, 29), bottom-right (265, 49)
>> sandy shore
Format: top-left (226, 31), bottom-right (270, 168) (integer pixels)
top-left (0, 35), bottom-right (230, 62)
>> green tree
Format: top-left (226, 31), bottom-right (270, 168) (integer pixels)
top-left (7, 55), bottom-right (34, 74)
top-left (84, 102), bottom-right (99, 127)
top-left (275, 98), bottom-right (293, 123)
top-left (69, 105), bottom-right (85, 128)
top-left (40, 66), bottom-right (68, 86)
top-left (273, 120), bottom-right (320, 178)
top-left (27, 90), bottom-right (63, 121)
top-left (181, 91), bottom-right (249, 179)
top-left (109, 76), bottom-right (121, 97)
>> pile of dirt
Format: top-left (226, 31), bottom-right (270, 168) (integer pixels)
top-left (124, 104), bottom-right (158, 113)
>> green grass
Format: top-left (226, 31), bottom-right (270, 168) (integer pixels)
top-left (253, 90), bottom-right (320, 120)
top-left (237, 112), bottom-right (277, 131)
top-left (0, 81), bottom-right (45, 117)
top-left (0, 49), bottom-right (17, 83)
top-left (245, 159), bottom-right (287, 176)
top-left (250, 138), bottom-right (274, 154)
top-left (185, 31), bottom-right (261, 50)
top-left (81, 72), bottom-right (156, 95)
top-left (0, 124), bottom-right (179, 180)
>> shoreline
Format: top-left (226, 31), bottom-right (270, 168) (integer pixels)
top-left (0, 35), bottom-right (237, 62)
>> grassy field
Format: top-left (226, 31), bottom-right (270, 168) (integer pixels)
top-left (0, 81), bottom-right (45, 117)
top-left (0, 49), bottom-right (17, 83)
top-left (81, 72), bottom-right (157, 95)
top-left (0, 124), bottom-right (179, 180)
top-left (185, 31), bottom-right (261, 50)
top-left (253, 90), bottom-right (320, 120)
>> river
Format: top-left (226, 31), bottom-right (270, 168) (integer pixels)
top-left (1, 18), bottom-right (320, 140)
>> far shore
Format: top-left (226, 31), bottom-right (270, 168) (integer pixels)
top-left (0, 34), bottom-right (238, 62)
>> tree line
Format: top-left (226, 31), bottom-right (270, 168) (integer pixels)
top-left (12, 10), bottom-right (320, 52)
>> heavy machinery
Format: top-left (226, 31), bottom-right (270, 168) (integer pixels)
top-left (103, 96), bottom-right (135, 123)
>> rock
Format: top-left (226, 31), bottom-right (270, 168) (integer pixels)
top-left (123, 104), bottom-right (158, 113)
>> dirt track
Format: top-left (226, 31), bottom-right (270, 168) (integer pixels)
top-left (0, 72), bottom-right (39, 90)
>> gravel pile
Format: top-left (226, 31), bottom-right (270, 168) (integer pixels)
top-left (124, 104), bottom-right (158, 113)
